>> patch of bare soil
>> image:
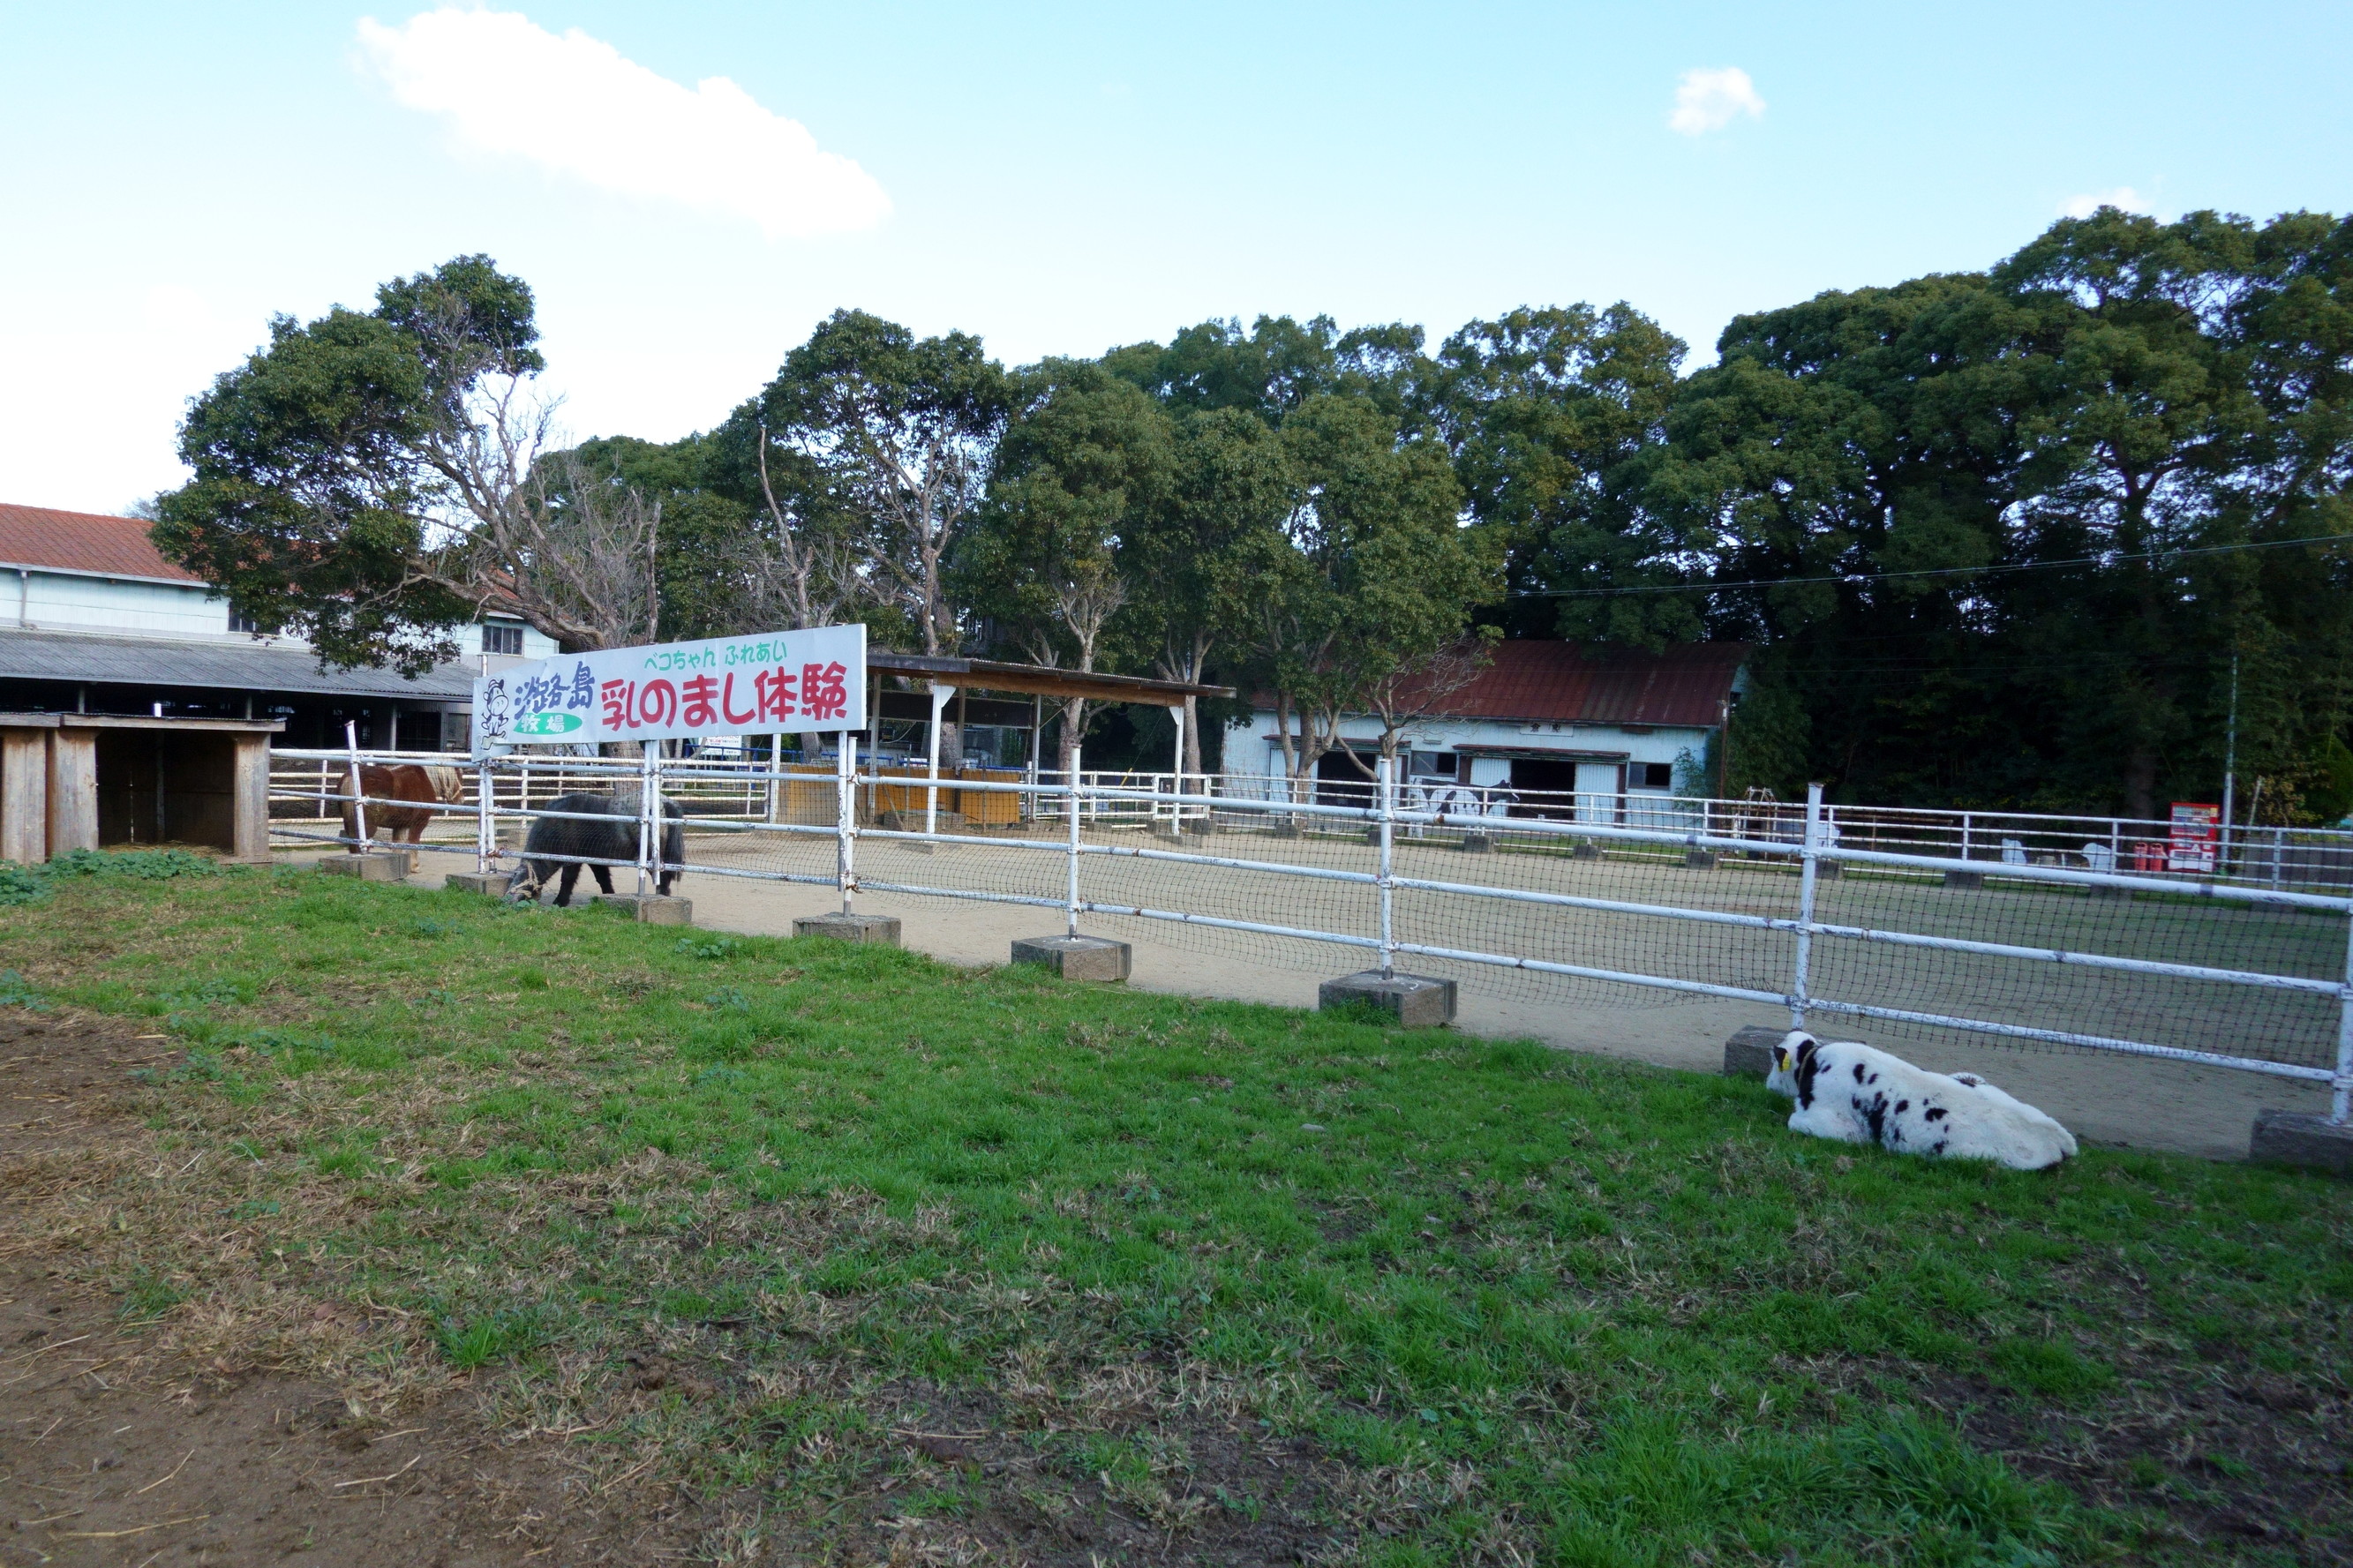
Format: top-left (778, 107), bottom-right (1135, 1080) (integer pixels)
top-left (0, 1012), bottom-right (637, 1567)
top-left (1909, 1357), bottom-right (2353, 1567)
top-left (820, 1384), bottom-right (1345, 1567)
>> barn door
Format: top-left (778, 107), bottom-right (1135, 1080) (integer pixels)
top-left (1573, 761), bottom-right (1621, 823)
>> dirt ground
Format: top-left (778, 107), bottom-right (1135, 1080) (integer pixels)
top-left (0, 1011), bottom-right (669, 1568)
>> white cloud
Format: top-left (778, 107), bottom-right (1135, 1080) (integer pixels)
top-left (1668, 67), bottom-right (1765, 136)
top-left (355, 8), bottom-right (890, 237)
top-left (2060, 186), bottom-right (2151, 219)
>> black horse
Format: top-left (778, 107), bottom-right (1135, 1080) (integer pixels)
top-left (506, 791), bottom-right (686, 905)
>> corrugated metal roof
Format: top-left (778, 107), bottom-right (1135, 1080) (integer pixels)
top-left (1450, 641), bottom-right (1750, 728)
top-left (0, 504), bottom-right (204, 582)
top-left (0, 628), bottom-right (478, 699)
top-left (1259, 641), bottom-right (1749, 729)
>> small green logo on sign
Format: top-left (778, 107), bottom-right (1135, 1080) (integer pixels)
top-left (514, 711), bottom-right (583, 736)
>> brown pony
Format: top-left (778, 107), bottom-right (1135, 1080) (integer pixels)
top-left (342, 764), bottom-right (465, 851)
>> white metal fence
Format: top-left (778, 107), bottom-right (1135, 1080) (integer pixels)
top-left (270, 747), bottom-right (2353, 1126)
top-left (1214, 774), bottom-right (2353, 895)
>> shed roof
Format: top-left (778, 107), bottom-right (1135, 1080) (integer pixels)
top-left (0, 627), bottom-right (479, 700)
top-left (0, 504), bottom-right (203, 584)
top-left (1261, 641), bottom-right (1749, 730)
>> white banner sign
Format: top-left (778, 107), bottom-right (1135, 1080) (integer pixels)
top-left (472, 624), bottom-right (866, 752)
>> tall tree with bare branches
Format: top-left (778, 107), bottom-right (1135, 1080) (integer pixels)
top-left (154, 255), bottom-right (663, 669)
top-left (752, 310), bottom-right (1009, 655)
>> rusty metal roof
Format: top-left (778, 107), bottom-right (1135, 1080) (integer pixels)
top-left (0, 504), bottom-right (203, 582)
top-left (1259, 641), bottom-right (1748, 729)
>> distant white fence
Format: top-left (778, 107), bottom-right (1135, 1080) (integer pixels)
top-left (1214, 773), bottom-right (2353, 896)
top-left (270, 747), bottom-right (2353, 1126)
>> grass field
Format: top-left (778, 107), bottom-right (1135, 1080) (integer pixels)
top-left (2, 853), bottom-right (2349, 1565)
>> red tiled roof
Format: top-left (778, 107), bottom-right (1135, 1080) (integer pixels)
top-left (1260, 641), bottom-right (1749, 730)
top-left (0, 503), bottom-right (204, 583)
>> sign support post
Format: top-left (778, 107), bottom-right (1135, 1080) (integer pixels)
top-left (837, 735), bottom-right (856, 918)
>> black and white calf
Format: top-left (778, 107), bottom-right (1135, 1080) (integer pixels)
top-left (1764, 1030), bottom-right (2077, 1171)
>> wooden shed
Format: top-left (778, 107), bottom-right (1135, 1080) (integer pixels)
top-left (0, 713), bottom-right (282, 865)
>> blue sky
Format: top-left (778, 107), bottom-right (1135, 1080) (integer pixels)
top-left (4, 1), bottom-right (2349, 513)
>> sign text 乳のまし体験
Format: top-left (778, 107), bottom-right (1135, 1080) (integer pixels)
top-left (470, 625), bottom-right (867, 751)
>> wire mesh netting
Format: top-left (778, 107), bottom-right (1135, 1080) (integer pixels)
top-left (267, 755), bottom-right (2350, 1083)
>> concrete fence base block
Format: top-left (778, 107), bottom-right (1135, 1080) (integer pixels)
top-left (1723, 1023), bottom-right (1789, 1079)
top-left (1458, 832), bottom-right (1493, 853)
top-left (1573, 842), bottom-right (1601, 860)
top-left (1685, 850), bottom-right (1718, 869)
top-left (1011, 934), bottom-right (1131, 981)
top-left (2090, 884), bottom-right (2133, 902)
top-left (1318, 971), bottom-right (1458, 1028)
top-left (1943, 868), bottom-right (1986, 889)
top-left (794, 912), bottom-right (902, 945)
top-left (2250, 1109), bottom-right (2353, 1174)
top-left (319, 851), bottom-right (408, 882)
top-left (592, 893), bottom-right (694, 926)
top-left (444, 872), bottom-right (506, 897)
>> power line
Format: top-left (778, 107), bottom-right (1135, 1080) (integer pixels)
top-left (1509, 530), bottom-right (2353, 598)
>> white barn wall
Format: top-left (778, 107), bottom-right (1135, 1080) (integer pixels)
top-left (1222, 709), bottom-right (1712, 797)
top-left (4, 566), bottom-right (555, 659)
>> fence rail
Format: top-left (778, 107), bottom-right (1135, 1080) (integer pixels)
top-left (267, 747), bottom-right (2353, 1124)
top-left (1212, 773), bottom-right (2353, 895)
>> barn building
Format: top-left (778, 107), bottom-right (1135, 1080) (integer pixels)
top-left (0, 503), bottom-right (555, 749)
top-left (1221, 640), bottom-right (1750, 819)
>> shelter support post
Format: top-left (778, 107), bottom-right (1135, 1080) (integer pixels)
top-left (926, 683), bottom-right (953, 837)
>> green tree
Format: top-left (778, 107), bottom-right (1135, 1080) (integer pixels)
top-left (955, 362), bottom-right (1176, 777)
top-left (1257, 395), bottom-right (1495, 787)
top-left (154, 256), bottom-right (669, 669)
top-left (1422, 303), bottom-right (1688, 642)
top-left (1115, 408), bottom-right (1300, 775)
top-left (155, 257), bottom-right (677, 667)
top-left (754, 310), bottom-right (1009, 655)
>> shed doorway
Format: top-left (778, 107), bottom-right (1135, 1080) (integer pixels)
top-left (94, 729), bottom-right (239, 851)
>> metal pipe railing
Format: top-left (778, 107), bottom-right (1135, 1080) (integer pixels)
top-left (264, 748), bottom-right (2353, 1123)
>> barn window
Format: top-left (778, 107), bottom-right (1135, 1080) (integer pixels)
top-left (483, 622), bottom-right (525, 656)
top-left (1641, 762), bottom-right (1674, 789)
top-left (228, 608), bottom-right (261, 634)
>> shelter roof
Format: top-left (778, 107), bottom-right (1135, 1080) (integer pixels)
top-left (0, 504), bottom-right (204, 583)
top-left (0, 627), bottom-right (480, 700)
top-left (872, 652), bottom-right (1231, 710)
